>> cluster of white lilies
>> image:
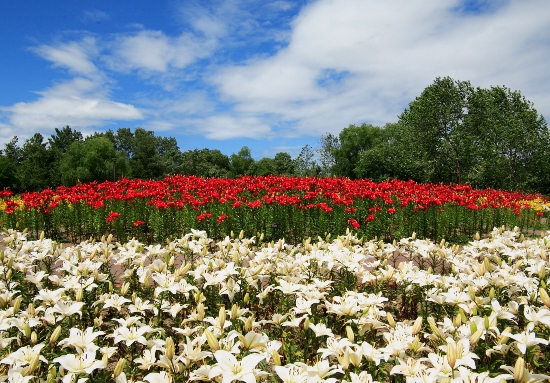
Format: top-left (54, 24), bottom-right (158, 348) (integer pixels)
top-left (1, 226), bottom-right (550, 382)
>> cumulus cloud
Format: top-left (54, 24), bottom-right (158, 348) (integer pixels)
top-left (30, 37), bottom-right (101, 79)
top-left (211, 0), bottom-right (550, 138)
top-left (106, 30), bottom-right (216, 74)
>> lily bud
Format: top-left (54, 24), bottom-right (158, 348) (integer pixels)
top-left (346, 326), bottom-right (355, 343)
top-left (271, 350), bottom-right (281, 366)
top-left (428, 316), bottom-right (445, 339)
top-left (447, 342), bottom-right (457, 369)
top-left (204, 328), bottom-right (220, 351)
top-left (386, 312), bottom-right (396, 328)
top-left (197, 303), bottom-right (205, 321)
top-left (244, 316), bottom-right (254, 332)
top-left (243, 293), bottom-right (250, 305)
top-left (489, 287), bottom-right (495, 300)
top-left (470, 328), bottom-right (484, 346)
top-left (475, 232), bottom-right (480, 241)
top-left (499, 327), bottom-right (512, 345)
top-left (76, 287), bottom-right (83, 302)
top-left (470, 321), bottom-right (478, 335)
top-left (12, 296), bottom-right (22, 313)
top-left (231, 303), bottom-right (239, 320)
top-left (31, 331), bottom-right (38, 344)
top-left (47, 365), bottom-right (56, 383)
top-left (28, 353), bottom-right (40, 374)
top-left (513, 356), bottom-right (526, 383)
top-left (27, 303), bottom-right (35, 317)
top-left (165, 337), bottom-right (175, 360)
top-left (49, 325), bottom-right (62, 345)
top-left (120, 282), bottom-right (130, 296)
top-left (453, 314), bottom-right (462, 328)
top-left (412, 316), bottom-right (423, 336)
top-left (539, 287), bottom-right (550, 308)
top-left (22, 322), bottom-right (31, 338)
top-left (113, 358), bottom-right (127, 378)
top-left (218, 306), bottom-right (226, 329)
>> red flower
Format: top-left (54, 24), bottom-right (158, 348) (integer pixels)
top-left (197, 212), bottom-right (212, 221)
top-left (347, 218), bottom-right (360, 229)
top-left (133, 220), bottom-right (145, 227)
top-left (232, 201), bottom-right (243, 208)
top-left (106, 212), bottom-right (121, 222)
top-left (537, 211), bottom-right (544, 217)
top-left (217, 214), bottom-right (230, 223)
top-left (365, 214), bottom-right (376, 222)
top-left (344, 207), bottom-right (357, 213)
top-left (387, 207), bottom-right (396, 215)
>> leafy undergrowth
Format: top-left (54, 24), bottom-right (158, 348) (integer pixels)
top-left (1, 226), bottom-right (550, 382)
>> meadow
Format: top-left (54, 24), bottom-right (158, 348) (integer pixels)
top-left (1, 176), bottom-right (550, 382)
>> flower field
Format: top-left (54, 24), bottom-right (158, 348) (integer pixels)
top-left (0, 176), bottom-right (548, 244)
top-left (2, 226), bottom-right (550, 382)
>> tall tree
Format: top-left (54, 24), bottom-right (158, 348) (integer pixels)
top-left (47, 126), bottom-right (83, 186)
top-left (398, 77), bottom-right (475, 184)
top-left (467, 86), bottom-right (550, 191)
top-left (18, 133), bottom-right (52, 191)
top-left (294, 144), bottom-right (318, 177)
top-left (230, 146), bottom-right (255, 177)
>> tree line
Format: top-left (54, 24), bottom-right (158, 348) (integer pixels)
top-left (1, 76), bottom-right (549, 193)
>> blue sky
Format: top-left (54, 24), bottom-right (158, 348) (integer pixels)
top-left (1, 0), bottom-right (549, 159)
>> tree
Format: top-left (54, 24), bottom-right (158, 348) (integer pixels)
top-left (398, 77), bottom-right (475, 184)
top-left (0, 156), bottom-right (17, 190)
top-left (230, 146), bottom-right (255, 177)
top-left (332, 124), bottom-right (388, 178)
top-left (47, 126), bottom-right (83, 186)
top-left (294, 145), bottom-right (318, 177)
top-left (273, 152), bottom-right (295, 175)
top-left (18, 133), bottom-right (52, 191)
top-left (467, 86), bottom-right (550, 191)
top-left (317, 133), bottom-right (339, 176)
top-left (60, 137), bottom-right (126, 186)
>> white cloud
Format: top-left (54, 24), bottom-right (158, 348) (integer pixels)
top-left (107, 30), bottom-right (216, 74)
top-left (211, 0), bottom-right (550, 138)
top-left (1, 78), bottom-right (142, 145)
top-left (30, 37), bottom-right (101, 79)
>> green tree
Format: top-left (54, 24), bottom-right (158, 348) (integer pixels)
top-left (60, 137), bottom-right (126, 186)
top-left (294, 144), bottom-right (318, 176)
top-left (332, 124), bottom-right (388, 178)
top-left (230, 146), bottom-right (255, 177)
top-left (180, 149), bottom-right (231, 177)
top-left (398, 77), bottom-right (475, 184)
top-left (253, 157), bottom-right (277, 176)
top-left (273, 152), bottom-right (295, 175)
top-left (467, 86), bottom-right (550, 191)
top-left (317, 133), bottom-right (339, 176)
top-left (47, 126), bottom-right (83, 186)
top-left (0, 156), bottom-right (17, 190)
top-left (18, 133), bottom-right (52, 191)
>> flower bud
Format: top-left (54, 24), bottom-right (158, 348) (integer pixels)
top-left (231, 303), bottom-right (239, 320)
top-left (453, 314), bottom-right (462, 328)
top-left (22, 322), bottom-right (31, 338)
top-left (499, 327), bottom-right (512, 345)
top-left (197, 303), bottom-right (205, 321)
top-left (470, 328), bottom-right (484, 346)
top-left (47, 365), bottom-right (56, 383)
top-left (513, 356), bottom-right (525, 383)
top-left (76, 287), bottom-right (83, 302)
top-left (346, 326), bottom-right (354, 343)
top-left (271, 350), bottom-right (281, 366)
top-left (244, 316), bottom-right (254, 332)
top-left (427, 317), bottom-right (444, 339)
top-left (204, 328), bottom-right (220, 351)
top-left (31, 331), bottom-right (38, 344)
top-left (113, 358), bottom-right (126, 378)
top-left (303, 317), bottom-right (310, 331)
top-left (243, 293), bottom-right (250, 305)
top-left (12, 296), bottom-right (22, 313)
top-left (470, 321), bottom-right (478, 335)
top-left (386, 312), bottom-right (396, 328)
top-left (28, 353), bottom-right (40, 374)
top-left (165, 337), bottom-right (175, 360)
top-left (412, 316), bottom-right (423, 336)
top-left (218, 306), bottom-right (226, 329)
top-left (120, 282), bottom-right (130, 296)
top-left (447, 342), bottom-right (457, 369)
top-left (539, 287), bottom-right (550, 308)
top-left (49, 325), bottom-right (62, 345)
top-left (109, 281), bottom-right (114, 293)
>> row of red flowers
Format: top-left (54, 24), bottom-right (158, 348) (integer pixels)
top-left (0, 175), bottom-right (547, 243)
